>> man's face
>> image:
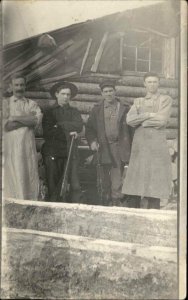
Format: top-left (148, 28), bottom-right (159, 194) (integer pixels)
top-left (101, 86), bottom-right (116, 103)
top-left (10, 78), bottom-right (26, 98)
top-left (144, 76), bottom-right (159, 94)
top-left (55, 88), bottom-right (71, 106)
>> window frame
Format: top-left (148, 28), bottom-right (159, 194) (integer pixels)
top-left (121, 31), bottom-right (165, 76)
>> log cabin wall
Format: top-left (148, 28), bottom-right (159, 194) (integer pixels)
top-left (2, 2), bottom-right (179, 152)
top-left (23, 74), bottom-right (179, 152)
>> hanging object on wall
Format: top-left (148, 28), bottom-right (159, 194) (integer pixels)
top-left (37, 34), bottom-right (57, 53)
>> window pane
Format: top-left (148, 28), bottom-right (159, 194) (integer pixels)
top-left (123, 59), bottom-right (135, 71)
top-left (123, 46), bottom-right (136, 60)
top-left (137, 47), bottom-right (149, 60)
top-left (137, 60), bottom-right (149, 72)
top-left (151, 48), bottom-right (163, 60)
top-left (150, 60), bottom-right (162, 73)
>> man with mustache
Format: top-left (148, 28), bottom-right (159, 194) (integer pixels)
top-left (86, 80), bottom-right (132, 206)
top-left (3, 73), bottom-right (42, 200)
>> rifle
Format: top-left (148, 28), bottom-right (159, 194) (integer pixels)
top-left (96, 147), bottom-right (103, 205)
top-left (59, 134), bottom-right (75, 200)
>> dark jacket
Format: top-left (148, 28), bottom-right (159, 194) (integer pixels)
top-left (42, 103), bottom-right (83, 157)
top-left (85, 99), bottom-right (132, 166)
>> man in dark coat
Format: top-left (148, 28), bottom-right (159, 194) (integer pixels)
top-left (85, 80), bottom-right (132, 206)
top-left (42, 81), bottom-right (83, 201)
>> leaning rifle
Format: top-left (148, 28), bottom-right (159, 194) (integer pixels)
top-left (59, 134), bottom-right (75, 200)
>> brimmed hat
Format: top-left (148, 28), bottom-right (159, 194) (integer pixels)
top-left (99, 80), bottom-right (116, 90)
top-left (50, 81), bottom-right (78, 99)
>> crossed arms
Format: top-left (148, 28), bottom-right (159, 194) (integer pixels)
top-left (126, 96), bottom-right (172, 129)
top-left (4, 114), bottom-right (38, 131)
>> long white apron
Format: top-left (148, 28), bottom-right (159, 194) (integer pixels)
top-left (3, 97), bottom-right (41, 200)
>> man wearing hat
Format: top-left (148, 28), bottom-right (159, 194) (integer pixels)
top-left (85, 80), bottom-right (132, 206)
top-left (42, 81), bottom-right (83, 201)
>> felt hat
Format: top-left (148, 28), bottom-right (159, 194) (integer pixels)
top-left (50, 81), bottom-right (78, 99)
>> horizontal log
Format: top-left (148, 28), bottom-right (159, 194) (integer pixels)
top-left (70, 74), bottom-right (178, 88)
top-left (2, 227), bottom-right (177, 299)
top-left (25, 91), bottom-right (51, 99)
top-left (32, 98), bottom-right (179, 123)
top-left (27, 91), bottom-right (178, 108)
top-left (170, 107), bottom-right (178, 117)
top-left (32, 99), bottom-right (56, 110)
top-left (167, 118), bottom-right (178, 129)
top-left (166, 129), bottom-right (178, 140)
top-left (4, 199), bottom-right (177, 247)
top-left (41, 81), bottom-right (178, 99)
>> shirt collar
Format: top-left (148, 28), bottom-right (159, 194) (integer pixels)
top-left (145, 92), bottom-right (160, 100)
top-left (104, 99), bottom-right (119, 108)
top-left (57, 103), bottom-right (70, 109)
top-left (11, 95), bottom-right (28, 102)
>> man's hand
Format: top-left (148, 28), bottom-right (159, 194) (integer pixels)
top-left (70, 131), bottom-right (78, 139)
top-left (90, 141), bottom-right (99, 151)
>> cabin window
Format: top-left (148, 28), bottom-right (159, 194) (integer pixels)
top-left (122, 31), bottom-right (164, 74)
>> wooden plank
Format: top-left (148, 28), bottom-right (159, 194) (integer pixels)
top-left (4, 199), bottom-right (177, 247)
top-left (26, 59), bottom-right (59, 82)
top-left (139, 26), bottom-right (169, 37)
top-left (3, 51), bottom-right (44, 80)
top-left (4, 47), bottom-right (31, 69)
top-left (91, 32), bottom-right (109, 72)
top-left (80, 38), bottom-right (93, 75)
top-left (30, 39), bottom-right (74, 70)
top-left (38, 72), bottom-right (77, 85)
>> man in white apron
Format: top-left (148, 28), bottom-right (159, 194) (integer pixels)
top-left (3, 73), bottom-right (42, 200)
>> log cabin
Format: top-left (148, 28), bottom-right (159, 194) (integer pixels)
top-left (2, 1), bottom-right (180, 202)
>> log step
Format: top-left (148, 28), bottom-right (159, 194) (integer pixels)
top-left (4, 199), bottom-right (177, 248)
top-left (1, 227), bottom-right (178, 299)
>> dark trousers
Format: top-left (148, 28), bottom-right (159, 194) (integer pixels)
top-left (43, 156), bottom-right (66, 198)
top-left (43, 155), bottom-right (81, 202)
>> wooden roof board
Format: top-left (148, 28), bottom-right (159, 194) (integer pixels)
top-left (3, 2), bottom-right (179, 84)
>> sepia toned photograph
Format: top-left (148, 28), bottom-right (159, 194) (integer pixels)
top-left (0, 0), bottom-right (187, 299)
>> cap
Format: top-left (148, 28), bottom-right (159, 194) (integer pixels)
top-left (99, 80), bottom-right (116, 91)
